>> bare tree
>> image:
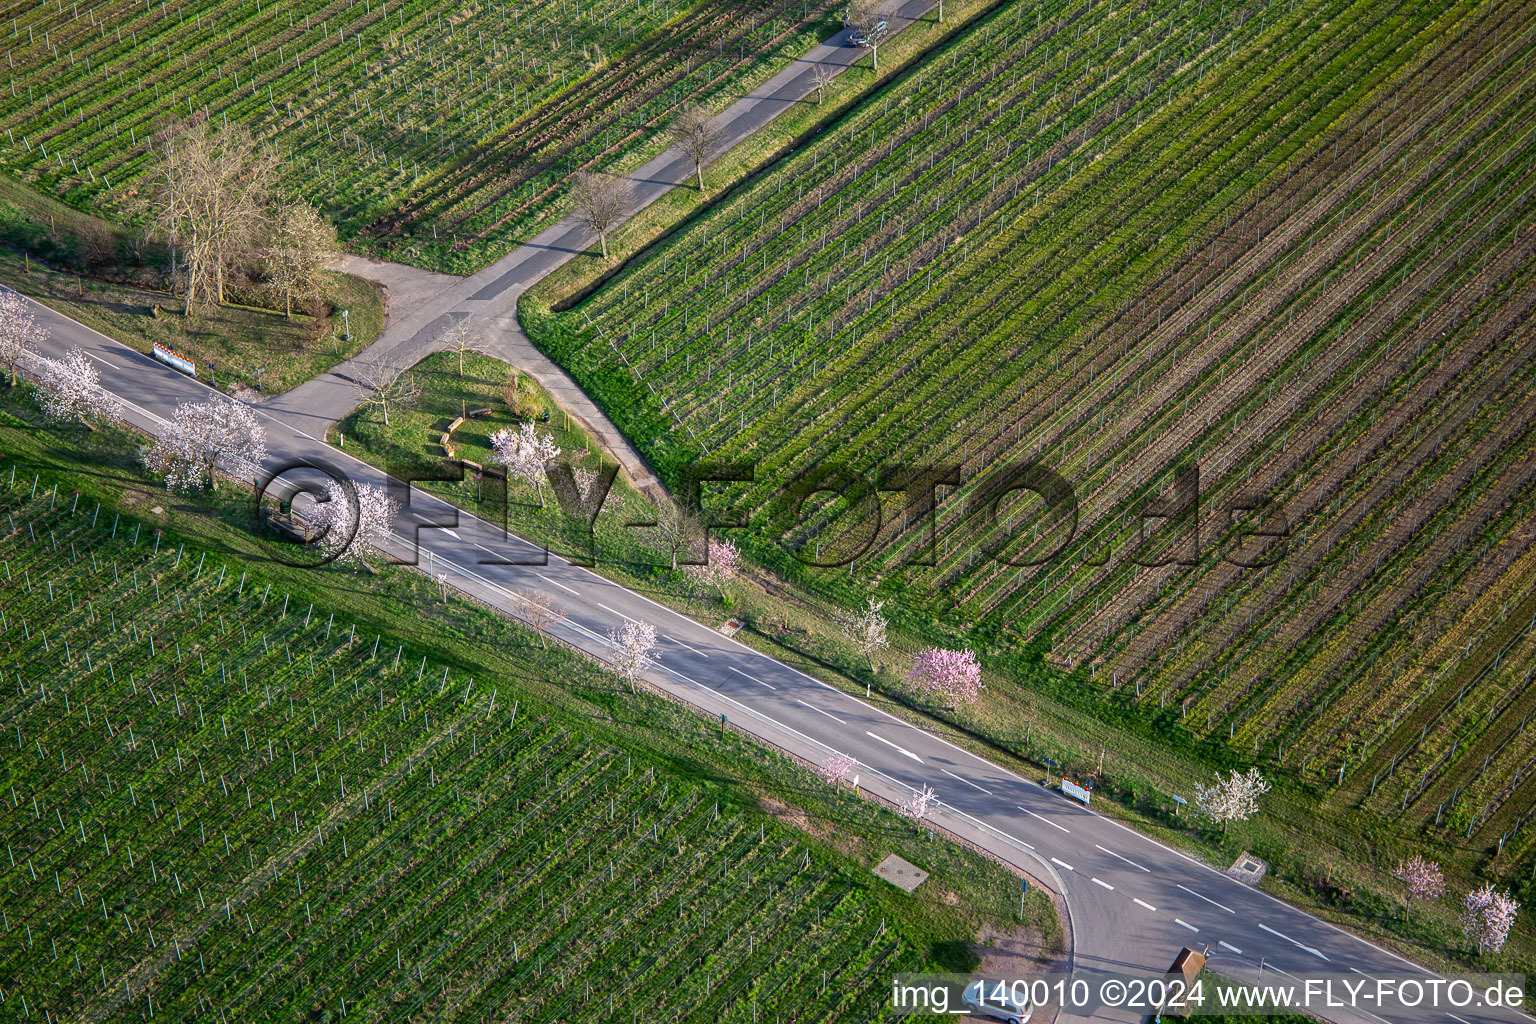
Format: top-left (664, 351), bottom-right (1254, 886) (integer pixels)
top-left (437, 315), bottom-right (479, 376)
top-left (513, 587), bottom-right (562, 648)
top-left (140, 397), bottom-right (268, 491)
top-left (809, 64), bottom-right (837, 105)
top-left (650, 500), bottom-right (701, 571)
top-left (844, 1), bottom-right (888, 70)
top-left (667, 106), bottom-right (718, 190)
top-left (0, 288), bottom-right (46, 386)
top-left (352, 358), bottom-right (420, 426)
top-left (264, 202), bottom-right (337, 318)
top-left (148, 122), bottom-right (276, 313)
top-left (569, 171), bottom-right (631, 258)
top-left (502, 367), bottom-right (539, 419)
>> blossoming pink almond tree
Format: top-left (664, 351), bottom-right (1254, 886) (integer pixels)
top-left (1460, 884), bottom-right (1520, 955)
top-left (1392, 855), bottom-right (1446, 905)
top-left (815, 753), bottom-right (856, 787)
top-left (682, 538), bottom-right (740, 598)
top-left (907, 647), bottom-right (983, 705)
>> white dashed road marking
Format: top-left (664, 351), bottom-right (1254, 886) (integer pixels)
top-left (1177, 883), bottom-right (1235, 913)
top-left (1133, 898), bottom-right (1157, 911)
top-left (596, 601), bottom-right (638, 623)
top-left (939, 768), bottom-right (993, 794)
top-left (1020, 807), bottom-right (1070, 833)
top-left (1092, 877), bottom-right (1114, 890)
top-left (1095, 844), bottom-right (1149, 871)
top-left (664, 633), bottom-right (710, 658)
top-left (1175, 919), bottom-right (1199, 933)
top-left (730, 666), bottom-right (776, 690)
top-left (796, 699), bottom-right (846, 724)
top-left (534, 572), bottom-right (580, 595)
top-left (1051, 857), bottom-right (1074, 872)
top-left (1218, 940), bottom-right (1242, 955)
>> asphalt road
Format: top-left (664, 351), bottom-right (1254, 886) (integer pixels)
top-left (17, 300), bottom-right (1532, 1024)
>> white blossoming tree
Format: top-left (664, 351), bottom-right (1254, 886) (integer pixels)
top-left (837, 598), bottom-right (890, 695)
top-left (140, 397), bottom-right (267, 491)
top-left (311, 479), bottom-right (399, 568)
top-left (1461, 884), bottom-right (1519, 955)
top-left (1193, 767), bottom-right (1271, 834)
top-left (490, 421), bottom-right (561, 507)
top-left (899, 784), bottom-right (937, 825)
top-left (38, 346), bottom-right (122, 428)
top-left (0, 288), bottom-right (46, 386)
top-left (609, 619), bottom-right (658, 692)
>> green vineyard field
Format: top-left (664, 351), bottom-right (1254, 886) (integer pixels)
top-left (531, 0), bottom-right (1536, 909)
top-left (0, 473), bottom-right (938, 1022)
top-left (0, 0), bottom-right (837, 271)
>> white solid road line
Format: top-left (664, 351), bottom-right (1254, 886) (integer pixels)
top-left (1092, 877), bottom-right (1115, 890)
top-left (1095, 844), bottom-right (1149, 872)
top-left (938, 768), bottom-right (993, 795)
top-left (1175, 918), bottom-right (1199, 933)
top-left (866, 731), bottom-right (924, 763)
top-left (664, 633), bottom-right (710, 658)
top-left (1218, 940), bottom-right (1243, 955)
top-left (1177, 883), bottom-right (1235, 913)
top-left (730, 666), bottom-right (776, 690)
top-left (84, 351), bottom-right (123, 371)
top-left (533, 571), bottom-right (580, 596)
top-left (1133, 898), bottom-right (1157, 911)
top-left (796, 699), bottom-right (846, 724)
top-left (1260, 923), bottom-right (1330, 960)
top-left (1051, 857), bottom-right (1075, 872)
top-left (1448, 1015), bottom-right (1474, 1024)
top-left (1020, 807), bottom-right (1070, 833)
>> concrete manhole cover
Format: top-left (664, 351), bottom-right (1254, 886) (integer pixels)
top-left (1228, 851), bottom-right (1268, 885)
top-left (875, 854), bottom-right (928, 892)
